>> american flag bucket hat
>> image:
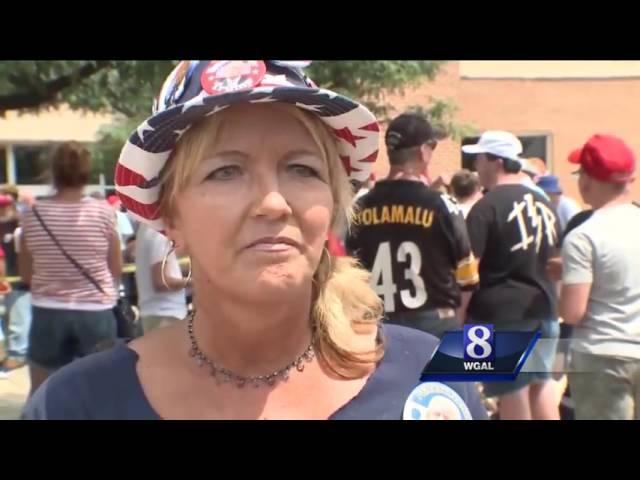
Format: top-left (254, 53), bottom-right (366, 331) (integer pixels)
top-left (115, 60), bottom-right (380, 232)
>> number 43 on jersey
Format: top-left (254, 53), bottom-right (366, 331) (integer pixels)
top-left (370, 241), bottom-right (427, 312)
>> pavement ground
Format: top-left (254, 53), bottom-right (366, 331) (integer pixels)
top-left (0, 366), bottom-right (29, 420)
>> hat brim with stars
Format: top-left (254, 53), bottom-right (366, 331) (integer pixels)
top-left (115, 60), bottom-right (380, 232)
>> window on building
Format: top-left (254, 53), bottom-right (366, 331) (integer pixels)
top-left (14, 144), bottom-right (53, 185)
top-left (461, 133), bottom-right (552, 173)
top-left (0, 147), bottom-right (7, 184)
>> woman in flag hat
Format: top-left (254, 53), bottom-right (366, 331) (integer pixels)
top-left (22, 60), bottom-right (486, 420)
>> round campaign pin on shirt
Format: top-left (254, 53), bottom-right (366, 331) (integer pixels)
top-left (403, 382), bottom-right (472, 420)
top-left (200, 60), bottom-right (267, 95)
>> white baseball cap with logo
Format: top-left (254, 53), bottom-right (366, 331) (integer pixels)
top-left (462, 130), bottom-right (524, 162)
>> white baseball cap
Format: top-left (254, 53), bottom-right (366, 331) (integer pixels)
top-left (462, 130), bottom-right (523, 162)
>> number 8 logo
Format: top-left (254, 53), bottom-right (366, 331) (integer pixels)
top-left (465, 326), bottom-right (493, 359)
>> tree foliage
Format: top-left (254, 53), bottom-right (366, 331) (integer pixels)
top-left (0, 61), bottom-right (175, 117)
top-left (0, 61), bottom-right (475, 183)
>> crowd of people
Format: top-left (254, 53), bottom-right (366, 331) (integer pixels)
top-left (1, 60), bottom-right (638, 420)
top-left (346, 119), bottom-right (640, 420)
top-left (0, 144), bottom-right (191, 391)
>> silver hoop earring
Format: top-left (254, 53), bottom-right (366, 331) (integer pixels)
top-left (322, 246), bottom-right (333, 274)
top-left (184, 257), bottom-right (193, 285)
top-left (161, 241), bottom-right (193, 289)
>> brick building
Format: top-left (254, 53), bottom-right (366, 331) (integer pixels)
top-left (379, 61), bottom-right (640, 204)
top-left (0, 106), bottom-right (113, 197)
top-left (2, 61), bottom-right (640, 202)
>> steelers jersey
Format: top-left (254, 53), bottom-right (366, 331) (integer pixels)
top-left (346, 180), bottom-right (478, 314)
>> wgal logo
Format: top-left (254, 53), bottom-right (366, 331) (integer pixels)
top-left (463, 324), bottom-right (495, 371)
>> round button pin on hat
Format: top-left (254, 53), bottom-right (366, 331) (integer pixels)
top-left (201, 61), bottom-right (267, 95)
top-left (403, 382), bottom-right (472, 420)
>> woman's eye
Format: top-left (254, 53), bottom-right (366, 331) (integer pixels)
top-left (206, 165), bottom-right (242, 181)
top-left (288, 164), bottom-right (320, 178)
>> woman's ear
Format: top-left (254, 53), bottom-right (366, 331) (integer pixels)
top-left (163, 217), bottom-right (186, 252)
top-left (166, 232), bottom-right (185, 250)
top-left (166, 232), bottom-right (190, 257)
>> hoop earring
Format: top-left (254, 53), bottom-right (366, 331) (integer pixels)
top-left (322, 246), bottom-right (332, 274)
top-left (312, 246), bottom-right (333, 289)
top-left (184, 256), bottom-right (193, 284)
top-left (161, 241), bottom-right (193, 290)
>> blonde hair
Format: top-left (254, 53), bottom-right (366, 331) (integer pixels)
top-left (158, 103), bottom-right (384, 379)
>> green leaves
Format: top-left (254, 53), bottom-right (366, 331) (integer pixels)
top-left (0, 60), bottom-right (474, 180)
top-left (0, 60), bottom-right (450, 121)
top-left (407, 97), bottom-right (478, 141)
top-left (0, 60), bottom-right (176, 116)
top-left (307, 61), bottom-right (445, 119)
top-left (89, 115), bottom-right (146, 184)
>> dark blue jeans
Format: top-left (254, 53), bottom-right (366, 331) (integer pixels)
top-left (7, 290), bottom-right (31, 358)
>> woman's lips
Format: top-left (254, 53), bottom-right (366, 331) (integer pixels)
top-left (245, 236), bottom-right (301, 253)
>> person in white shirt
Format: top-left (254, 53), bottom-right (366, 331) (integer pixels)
top-left (135, 223), bottom-right (189, 333)
top-left (107, 195), bottom-right (135, 252)
top-left (560, 134), bottom-right (640, 420)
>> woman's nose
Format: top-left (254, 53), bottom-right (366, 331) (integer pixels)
top-left (252, 177), bottom-right (292, 220)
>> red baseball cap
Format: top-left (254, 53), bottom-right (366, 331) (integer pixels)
top-left (568, 148), bottom-right (583, 164)
top-left (569, 134), bottom-right (636, 183)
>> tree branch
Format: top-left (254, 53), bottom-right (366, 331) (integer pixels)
top-left (0, 61), bottom-right (112, 113)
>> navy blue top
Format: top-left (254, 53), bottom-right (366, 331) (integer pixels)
top-left (22, 325), bottom-right (487, 420)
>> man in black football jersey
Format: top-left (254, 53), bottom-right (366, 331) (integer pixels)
top-left (346, 113), bottom-right (479, 339)
top-left (462, 130), bottom-right (561, 420)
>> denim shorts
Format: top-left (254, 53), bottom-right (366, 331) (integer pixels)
top-left (28, 306), bottom-right (117, 370)
top-left (473, 318), bottom-right (560, 398)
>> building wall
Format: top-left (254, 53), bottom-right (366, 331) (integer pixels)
top-left (460, 61), bottom-right (640, 79)
top-left (0, 106), bottom-right (114, 197)
top-left (458, 76), bottom-right (640, 203)
top-left (3, 62), bottom-right (640, 204)
top-left (378, 61), bottom-right (640, 204)
top-left (0, 106), bottom-right (112, 143)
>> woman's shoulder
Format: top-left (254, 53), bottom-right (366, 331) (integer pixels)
top-left (383, 322), bottom-right (440, 352)
top-left (332, 324), bottom-right (488, 420)
top-left (22, 342), bottom-right (152, 420)
top-left (80, 197), bottom-right (115, 215)
top-left (378, 323), bottom-right (440, 377)
top-left (31, 197), bottom-right (111, 215)
top-left (330, 324), bottom-right (435, 419)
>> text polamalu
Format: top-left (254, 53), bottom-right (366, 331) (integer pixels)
top-left (355, 205), bottom-right (434, 228)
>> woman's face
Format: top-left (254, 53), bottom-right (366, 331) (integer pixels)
top-left (168, 104), bottom-right (334, 301)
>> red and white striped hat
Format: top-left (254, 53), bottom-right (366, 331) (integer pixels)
top-left (115, 60), bottom-right (380, 232)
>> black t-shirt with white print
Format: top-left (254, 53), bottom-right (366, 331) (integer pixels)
top-left (346, 180), bottom-right (478, 315)
top-left (465, 184), bottom-right (560, 324)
